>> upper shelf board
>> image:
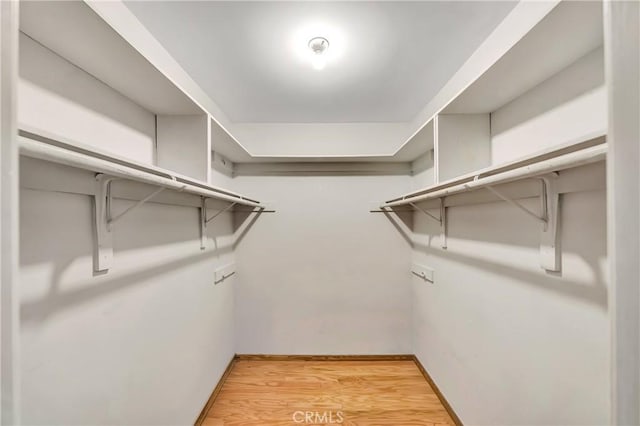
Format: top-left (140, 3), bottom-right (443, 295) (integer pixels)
top-left (386, 132), bottom-right (606, 205)
top-left (19, 0), bottom-right (203, 116)
top-left (442, 0), bottom-right (603, 114)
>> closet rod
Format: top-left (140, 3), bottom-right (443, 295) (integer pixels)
top-left (19, 137), bottom-right (262, 208)
top-left (385, 144), bottom-right (607, 208)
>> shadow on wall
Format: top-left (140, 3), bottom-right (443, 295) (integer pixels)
top-left (19, 188), bottom-right (263, 324)
top-left (380, 192), bottom-right (608, 310)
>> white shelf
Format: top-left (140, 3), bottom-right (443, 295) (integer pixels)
top-left (394, 0), bottom-right (605, 170)
top-left (18, 130), bottom-right (269, 274)
top-left (379, 135), bottom-right (606, 272)
top-left (18, 0), bottom-right (233, 183)
top-left (384, 134), bottom-right (606, 207)
top-left (210, 117), bottom-right (252, 163)
top-left (19, 0), bottom-right (202, 116)
top-left (443, 0), bottom-right (603, 114)
top-left (395, 120), bottom-right (435, 162)
top-left (18, 129), bottom-right (260, 207)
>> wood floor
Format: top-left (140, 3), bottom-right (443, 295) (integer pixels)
top-left (200, 358), bottom-right (456, 425)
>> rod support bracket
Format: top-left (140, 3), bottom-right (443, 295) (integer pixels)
top-left (440, 198), bottom-right (447, 249)
top-left (485, 175), bottom-right (560, 271)
top-left (539, 174), bottom-right (560, 272)
top-left (93, 174), bottom-right (166, 271)
top-left (408, 200), bottom-right (447, 249)
top-left (200, 199), bottom-right (237, 249)
top-left (93, 174), bottom-right (114, 272)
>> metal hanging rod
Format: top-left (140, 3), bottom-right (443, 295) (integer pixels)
top-left (369, 208), bottom-right (417, 213)
top-left (199, 199), bottom-right (275, 250)
top-left (376, 144), bottom-right (606, 271)
top-left (384, 144), bottom-right (606, 208)
top-left (372, 199), bottom-right (447, 249)
top-left (19, 133), bottom-right (274, 272)
top-left (19, 133), bottom-right (261, 208)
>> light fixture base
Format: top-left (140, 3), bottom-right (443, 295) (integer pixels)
top-left (308, 37), bottom-right (329, 55)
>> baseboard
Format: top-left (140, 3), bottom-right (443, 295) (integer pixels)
top-left (412, 355), bottom-right (463, 426)
top-left (194, 355), bottom-right (237, 426)
top-left (195, 353), bottom-right (462, 426)
top-left (235, 353), bottom-right (415, 361)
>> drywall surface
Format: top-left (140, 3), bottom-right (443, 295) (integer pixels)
top-left (410, 181), bottom-right (608, 424)
top-left (411, 150), bottom-right (435, 190)
top-left (232, 174), bottom-right (413, 354)
top-left (437, 114), bottom-right (491, 182)
top-left (18, 33), bottom-right (156, 164)
top-left (19, 162), bottom-right (235, 425)
top-left (230, 122), bottom-right (410, 157)
top-left (210, 153), bottom-right (237, 191)
top-left (156, 114), bottom-right (209, 182)
top-left (491, 47), bottom-right (606, 164)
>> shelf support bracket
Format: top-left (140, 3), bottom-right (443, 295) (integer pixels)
top-left (440, 198), bottom-right (448, 249)
top-left (200, 199), bottom-right (237, 249)
top-left (409, 200), bottom-right (447, 249)
top-left (93, 174), bottom-right (167, 272)
top-left (93, 174), bottom-right (115, 272)
top-left (409, 202), bottom-right (441, 224)
top-left (108, 186), bottom-right (165, 226)
top-left (374, 199), bottom-right (448, 249)
top-left (485, 185), bottom-right (546, 224)
top-left (485, 175), bottom-right (560, 271)
top-left (200, 197), bottom-right (206, 250)
top-left (539, 175), bottom-right (560, 272)
top-left (206, 202), bottom-right (237, 224)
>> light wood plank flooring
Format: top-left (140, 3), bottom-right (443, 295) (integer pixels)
top-left (202, 359), bottom-right (455, 425)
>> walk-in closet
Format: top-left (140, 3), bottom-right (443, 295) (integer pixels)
top-left (0, 0), bottom-right (638, 424)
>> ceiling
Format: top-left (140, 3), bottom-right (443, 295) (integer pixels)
top-left (124, 1), bottom-right (517, 124)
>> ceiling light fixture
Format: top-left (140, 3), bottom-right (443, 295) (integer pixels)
top-left (308, 36), bottom-right (329, 70)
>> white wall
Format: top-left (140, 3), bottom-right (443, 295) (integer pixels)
top-left (19, 161), bottom-right (236, 425)
top-left (437, 114), bottom-right (491, 182)
top-left (209, 152), bottom-right (237, 191)
top-left (409, 40), bottom-right (610, 423)
top-left (411, 150), bottom-right (435, 190)
top-left (605, 1), bottom-right (640, 422)
top-left (1, 2), bottom-right (21, 423)
top-left (491, 47), bottom-right (606, 164)
top-left (156, 114), bottom-right (209, 182)
top-left (231, 174), bottom-right (413, 354)
top-left (411, 184), bottom-right (608, 425)
top-left (230, 122), bottom-right (410, 157)
top-left (18, 34), bottom-right (156, 164)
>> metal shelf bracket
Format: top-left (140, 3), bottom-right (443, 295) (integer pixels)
top-left (485, 174), bottom-right (560, 271)
top-left (484, 185), bottom-right (546, 225)
top-left (539, 174), bottom-right (560, 272)
top-left (199, 199), bottom-right (275, 249)
top-left (373, 198), bottom-right (448, 249)
top-left (200, 199), bottom-right (236, 249)
top-left (93, 174), bottom-right (114, 272)
top-left (409, 199), bottom-right (447, 249)
top-left (93, 173), bottom-right (170, 272)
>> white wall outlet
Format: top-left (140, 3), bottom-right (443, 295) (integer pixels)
top-left (214, 263), bottom-right (236, 284)
top-left (411, 263), bottom-right (434, 283)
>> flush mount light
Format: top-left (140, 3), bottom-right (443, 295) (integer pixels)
top-left (291, 24), bottom-right (345, 69)
top-left (308, 36), bottom-right (329, 70)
